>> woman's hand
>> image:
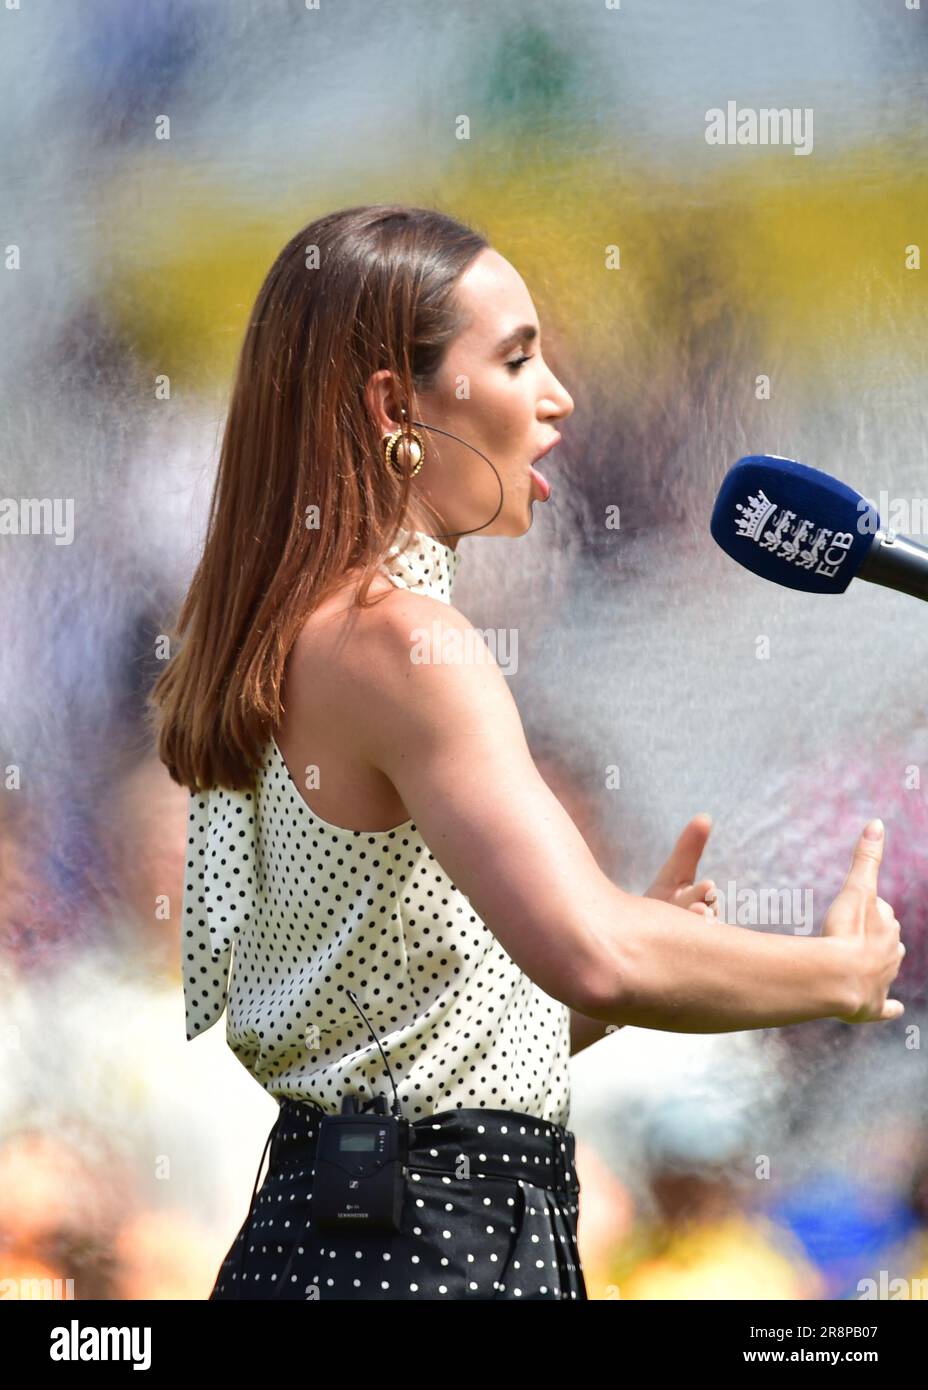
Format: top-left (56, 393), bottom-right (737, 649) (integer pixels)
top-left (821, 820), bottom-right (905, 1023)
top-left (644, 813), bottom-right (718, 920)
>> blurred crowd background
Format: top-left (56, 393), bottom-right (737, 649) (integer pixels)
top-left (1, 0), bottom-right (926, 1299)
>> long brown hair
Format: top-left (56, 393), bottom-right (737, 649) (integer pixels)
top-left (147, 204), bottom-right (489, 794)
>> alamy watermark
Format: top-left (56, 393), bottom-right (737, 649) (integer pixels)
top-left (705, 101), bottom-right (813, 156)
top-left (708, 880), bottom-right (814, 934)
top-left (857, 493), bottom-right (928, 538)
top-left (408, 623), bottom-right (518, 676)
top-left (0, 497), bottom-right (74, 545)
top-left (857, 1270), bottom-right (928, 1300)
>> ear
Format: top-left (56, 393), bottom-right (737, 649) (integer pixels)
top-left (365, 369), bottom-right (405, 435)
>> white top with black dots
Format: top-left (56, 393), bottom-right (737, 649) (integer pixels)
top-left (181, 527), bottom-right (572, 1124)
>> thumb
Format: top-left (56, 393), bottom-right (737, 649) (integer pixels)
top-left (842, 819), bottom-right (884, 897)
top-left (655, 814), bottom-right (713, 887)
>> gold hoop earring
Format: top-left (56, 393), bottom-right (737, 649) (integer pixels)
top-left (383, 425), bottom-right (425, 478)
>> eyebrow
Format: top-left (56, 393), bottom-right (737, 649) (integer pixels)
top-left (495, 323), bottom-right (539, 355)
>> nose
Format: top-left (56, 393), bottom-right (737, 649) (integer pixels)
top-left (541, 373), bottom-right (574, 422)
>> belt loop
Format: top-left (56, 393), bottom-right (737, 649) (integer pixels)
top-left (553, 1127), bottom-right (573, 1194)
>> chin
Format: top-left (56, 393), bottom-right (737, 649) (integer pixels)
top-left (518, 498), bottom-right (542, 536)
top-left (476, 493), bottom-right (539, 538)
top-left (490, 513), bottom-right (534, 538)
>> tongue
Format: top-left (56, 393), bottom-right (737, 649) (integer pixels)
top-left (529, 465), bottom-right (551, 500)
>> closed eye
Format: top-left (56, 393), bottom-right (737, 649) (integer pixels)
top-left (506, 354), bottom-right (534, 372)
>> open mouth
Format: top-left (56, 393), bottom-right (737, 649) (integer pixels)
top-left (529, 434), bottom-right (561, 502)
top-left (529, 464), bottom-right (551, 501)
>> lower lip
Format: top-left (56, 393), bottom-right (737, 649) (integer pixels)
top-left (529, 465), bottom-right (551, 501)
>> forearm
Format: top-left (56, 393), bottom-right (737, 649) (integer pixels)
top-left (569, 1009), bottom-right (622, 1056)
top-left (583, 891), bottom-right (858, 1034)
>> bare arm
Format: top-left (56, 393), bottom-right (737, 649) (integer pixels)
top-left (347, 593), bottom-right (860, 1031)
top-left (580, 894), bottom-right (855, 1031)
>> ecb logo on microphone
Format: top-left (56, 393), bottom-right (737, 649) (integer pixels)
top-left (734, 488), bottom-right (854, 579)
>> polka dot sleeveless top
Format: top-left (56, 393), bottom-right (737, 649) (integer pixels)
top-left (181, 528), bottom-right (572, 1125)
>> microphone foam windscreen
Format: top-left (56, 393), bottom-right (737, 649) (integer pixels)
top-left (710, 454), bottom-right (880, 594)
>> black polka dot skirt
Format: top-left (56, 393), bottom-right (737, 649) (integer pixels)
top-left (209, 1098), bottom-right (588, 1301)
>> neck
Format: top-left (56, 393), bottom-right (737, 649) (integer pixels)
top-left (405, 522), bottom-right (459, 552)
top-left (382, 526), bottom-right (462, 605)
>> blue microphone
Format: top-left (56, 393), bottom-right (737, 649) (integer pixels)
top-left (710, 454), bottom-right (928, 602)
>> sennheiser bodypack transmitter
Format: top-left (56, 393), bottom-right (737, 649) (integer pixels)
top-left (313, 1095), bottom-right (413, 1234)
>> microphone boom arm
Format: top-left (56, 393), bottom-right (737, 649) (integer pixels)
top-left (857, 528), bottom-right (928, 601)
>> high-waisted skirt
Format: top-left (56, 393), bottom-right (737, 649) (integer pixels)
top-left (209, 1097), bottom-right (588, 1301)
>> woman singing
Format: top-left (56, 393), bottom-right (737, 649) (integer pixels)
top-left (148, 203), bottom-right (903, 1301)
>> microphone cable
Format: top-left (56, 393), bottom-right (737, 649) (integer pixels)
top-left (407, 418), bottom-right (505, 541)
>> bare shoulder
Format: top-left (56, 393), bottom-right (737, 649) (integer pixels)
top-left (285, 578), bottom-right (501, 735)
top-left (291, 573), bottom-right (473, 665)
top-left (352, 587), bottom-right (519, 758)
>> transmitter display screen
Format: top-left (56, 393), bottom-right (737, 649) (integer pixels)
top-left (340, 1130), bottom-right (377, 1153)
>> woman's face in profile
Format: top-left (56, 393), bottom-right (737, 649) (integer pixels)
top-left (411, 247), bottom-right (575, 540)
